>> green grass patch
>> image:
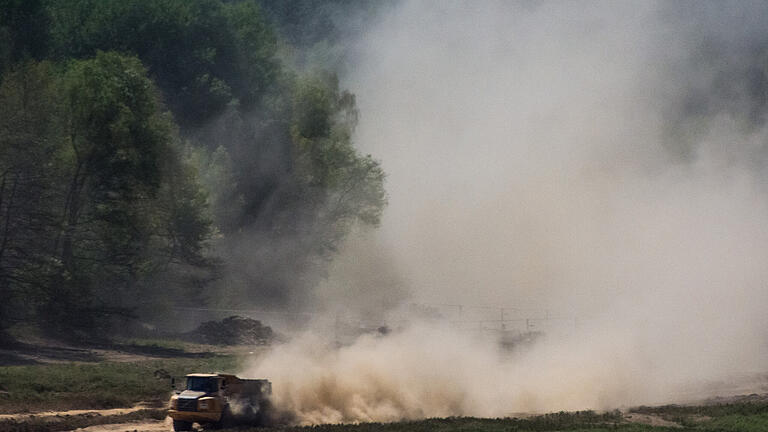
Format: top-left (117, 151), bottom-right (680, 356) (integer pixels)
top-left (631, 401), bottom-right (768, 418)
top-left (114, 337), bottom-right (190, 351)
top-left (631, 400), bottom-right (768, 429)
top-left (0, 355), bottom-right (238, 413)
top-left (230, 415), bottom-right (672, 432)
top-left (225, 406), bottom-right (768, 432)
top-left (699, 412), bottom-right (768, 432)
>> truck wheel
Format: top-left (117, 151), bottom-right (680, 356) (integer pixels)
top-left (172, 420), bottom-right (192, 431)
top-left (243, 404), bottom-right (255, 420)
top-left (256, 400), bottom-right (273, 426)
top-left (214, 406), bottom-right (232, 429)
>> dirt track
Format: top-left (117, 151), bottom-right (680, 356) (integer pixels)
top-left (3, 337), bottom-right (767, 431)
top-left (74, 418), bottom-right (170, 432)
top-left (0, 403), bottom-right (170, 431)
top-left (0, 403), bottom-right (156, 421)
top-left (5, 392), bottom-right (768, 431)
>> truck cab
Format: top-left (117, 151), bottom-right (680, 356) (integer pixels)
top-left (168, 373), bottom-right (271, 431)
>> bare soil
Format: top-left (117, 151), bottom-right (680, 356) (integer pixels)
top-left (0, 402), bottom-right (158, 421)
top-left (0, 405), bottom-right (168, 432)
top-left (4, 334), bottom-right (768, 432)
top-left (74, 417), bottom-right (171, 432)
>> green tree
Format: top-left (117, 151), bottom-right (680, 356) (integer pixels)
top-left (47, 0), bottom-right (279, 126)
top-left (0, 0), bottom-right (51, 79)
top-left (37, 51), bottom-right (189, 331)
top-left (0, 61), bottom-right (63, 331)
top-left (0, 0), bottom-right (388, 326)
top-left (291, 74), bottom-right (386, 252)
top-left (132, 141), bottom-right (217, 319)
top-left (222, 0), bottom-right (279, 110)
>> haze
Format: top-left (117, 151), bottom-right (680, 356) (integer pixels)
top-left (247, 0), bottom-right (768, 424)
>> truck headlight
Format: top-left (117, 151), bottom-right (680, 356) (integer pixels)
top-left (199, 400), bottom-right (209, 410)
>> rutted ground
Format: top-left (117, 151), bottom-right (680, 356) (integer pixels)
top-left (75, 419), bottom-right (170, 432)
top-left (2, 393), bottom-right (768, 432)
top-left (0, 402), bottom-right (159, 420)
top-left (0, 405), bottom-right (167, 432)
top-left (5, 393), bottom-right (768, 432)
top-left (3, 336), bottom-right (768, 432)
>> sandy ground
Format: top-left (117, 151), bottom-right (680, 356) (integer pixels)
top-left (0, 337), bottom-right (265, 431)
top-left (3, 391), bottom-right (768, 431)
top-left (0, 403), bottom-right (157, 421)
top-left (3, 336), bottom-right (767, 431)
top-left (0, 403), bottom-right (173, 432)
top-left (74, 417), bottom-right (172, 432)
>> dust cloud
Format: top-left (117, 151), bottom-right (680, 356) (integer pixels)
top-left (243, 0), bottom-right (768, 424)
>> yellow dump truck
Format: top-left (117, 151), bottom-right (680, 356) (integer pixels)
top-left (168, 373), bottom-right (272, 431)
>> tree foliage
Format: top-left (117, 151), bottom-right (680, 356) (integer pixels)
top-left (47, 0), bottom-right (280, 126)
top-left (0, 0), bottom-right (50, 76)
top-left (291, 75), bottom-right (386, 249)
top-left (0, 0), bottom-right (387, 333)
top-left (0, 61), bottom-right (62, 329)
top-left (0, 53), bottom-right (214, 334)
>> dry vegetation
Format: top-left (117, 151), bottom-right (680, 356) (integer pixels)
top-left (0, 348), bottom-right (238, 413)
top-left (1, 337), bottom-right (767, 432)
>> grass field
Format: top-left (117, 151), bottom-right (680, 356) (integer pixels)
top-left (244, 416), bottom-right (656, 432)
top-left (226, 406), bottom-right (768, 432)
top-left (628, 401), bottom-right (768, 432)
top-left (0, 355), bottom-right (239, 413)
top-left (113, 336), bottom-right (191, 351)
top-left (1, 360), bottom-right (768, 431)
top-left (2, 335), bottom-right (767, 432)
top-left (213, 399), bottom-right (768, 432)
top-left (4, 407), bottom-right (767, 432)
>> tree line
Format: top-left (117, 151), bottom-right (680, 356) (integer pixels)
top-left (0, 0), bottom-right (386, 337)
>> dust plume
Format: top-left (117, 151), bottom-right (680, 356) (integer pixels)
top-left (244, 0), bottom-right (768, 423)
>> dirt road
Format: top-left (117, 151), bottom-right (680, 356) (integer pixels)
top-left (0, 403), bottom-right (169, 432)
top-left (74, 418), bottom-right (170, 432)
top-left (0, 403), bottom-right (157, 421)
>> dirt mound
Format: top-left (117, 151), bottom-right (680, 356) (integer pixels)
top-left (185, 316), bottom-right (274, 346)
